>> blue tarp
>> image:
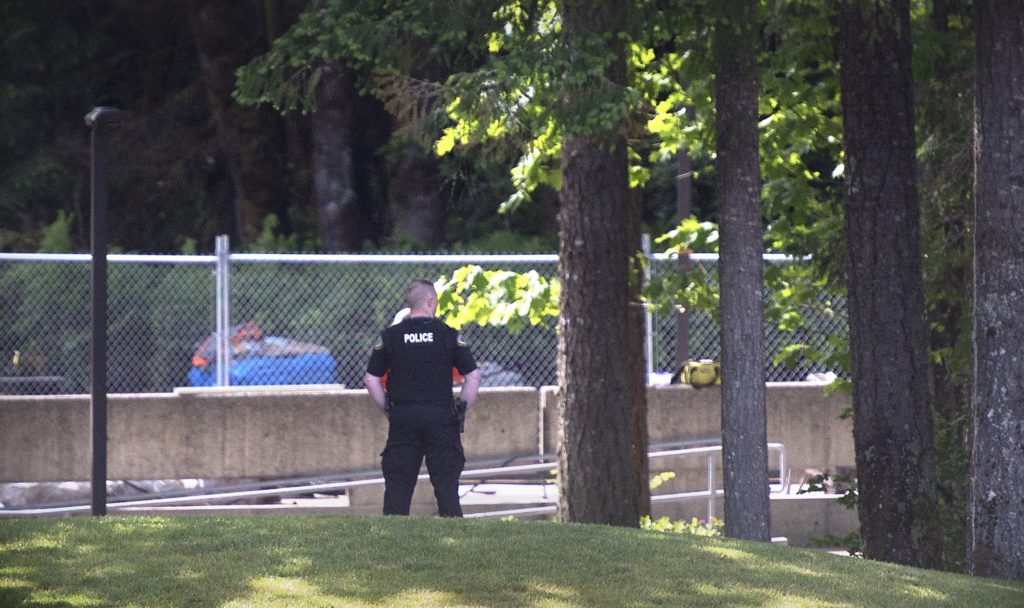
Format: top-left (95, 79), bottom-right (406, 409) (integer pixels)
top-left (188, 323), bottom-right (336, 387)
top-left (188, 352), bottom-right (336, 387)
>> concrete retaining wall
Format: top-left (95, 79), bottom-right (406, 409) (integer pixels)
top-left (543, 382), bottom-right (854, 479)
top-left (0, 383), bottom-right (852, 483)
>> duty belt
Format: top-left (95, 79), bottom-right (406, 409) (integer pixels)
top-left (388, 398), bottom-right (452, 407)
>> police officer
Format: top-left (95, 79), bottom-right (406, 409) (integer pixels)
top-left (364, 280), bottom-right (481, 517)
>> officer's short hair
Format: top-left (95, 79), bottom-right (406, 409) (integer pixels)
top-left (405, 280), bottom-right (436, 309)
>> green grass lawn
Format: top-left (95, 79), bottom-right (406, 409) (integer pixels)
top-left (1, 515), bottom-right (1021, 607)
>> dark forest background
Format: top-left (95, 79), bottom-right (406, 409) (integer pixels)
top-left (0, 0), bottom-right (698, 254)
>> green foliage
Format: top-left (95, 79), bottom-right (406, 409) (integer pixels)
top-left (640, 515), bottom-right (723, 538)
top-left (180, 237), bottom-right (198, 255)
top-left (238, 0), bottom-right (846, 267)
top-left (764, 262), bottom-right (851, 390)
top-left (235, 0), bottom-right (501, 115)
top-left (798, 470), bottom-right (863, 556)
top-left (377, 226), bottom-right (431, 253)
top-left (758, 2), bottom-right (844, 261)
top-left (0, 2), bottom-right (235, 254)
top-left (458, 230), bottom-right (557, 253)
top-left (0, 262), bottom-right (88, 391)
top-left (37, 210), bottom-right (75, 253)
top-left (0, 2), bottom-right (90, 251)
top-left (643, 215), bottom-right (850, 382)
top-left (634, 1), bottom-right (844, 267)
top-left (437, 0), bottom-right (641, 210)
top-left (798, 472), bottom-right (858, 511)
top-left (912, 1), bottom-right (975, 570)
top-left (644, 216), bottom-right (721, 320)
top-left (809, 531), bottom-right (863, 558)
top-left (649, 470), bottom-right (677, 491)
top-left (436, 264), bottom-right (559, 333)
top-left (0, 260), bottom-right (216, 394)
top-left (632, 2), bottom-right (716, 166)
top-left (656, 216), bottom-right (719, 254)
top-left (248, 213), bottom-right (301, 252)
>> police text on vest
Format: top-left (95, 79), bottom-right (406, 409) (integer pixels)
top-left (404, 332), bottom-right (434, 343)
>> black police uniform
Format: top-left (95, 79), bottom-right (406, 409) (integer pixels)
top-left (366, 316), bottom-right (477, 517)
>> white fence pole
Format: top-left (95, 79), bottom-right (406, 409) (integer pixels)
top-left (214, 235), bottom-right (231, 387)
top-left (642, 233), bottom-right (654, 381)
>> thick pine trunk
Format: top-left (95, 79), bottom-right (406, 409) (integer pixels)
top-left (838, 0), bottom-right (940, 567)
top-left (312, 65), bottom-right (373, 252)
top-left (557, 135), bottom-right (647, 526)
top-left (556, 0), bottom-right (648, 527)
top-left (189, 0), bottom-right (287, 244)
top-left (713, 0), bottom-right (771, 542)
top-left (388, 145), bottom-right (444, 248)
top-left (969, 0), bottom-right (1024, 581)
top-left (380, 43), bottom-right (448, 249)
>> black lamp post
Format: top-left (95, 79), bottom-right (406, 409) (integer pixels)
top-left (84, 106), bottom-right (124, 516)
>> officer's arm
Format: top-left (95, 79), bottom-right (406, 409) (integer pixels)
top-left (363, 372), bottom-right (388, 414)
top-left (458, 368), bottom-right (482, 409)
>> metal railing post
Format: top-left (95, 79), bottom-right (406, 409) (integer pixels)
top-left (215, 235), bottom-right (231, 387)
top-left (642, 233), bottom-right (654, 381)
top-left (707, 455), bottom-right (715, 522)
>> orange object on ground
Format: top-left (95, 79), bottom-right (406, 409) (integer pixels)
top-left (381, 368), bottom-right (462, 389)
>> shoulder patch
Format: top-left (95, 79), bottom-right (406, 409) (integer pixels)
top-left (372, 340), bottom-right (384, 351)
top-left (456, 334), bottom-right (468, 347)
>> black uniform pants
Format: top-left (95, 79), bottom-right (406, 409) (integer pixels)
top-left (381, 402), bottom-right (466, 517)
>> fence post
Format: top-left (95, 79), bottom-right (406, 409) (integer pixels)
top-left (707, 455), bottom-right (716, 522)
top-left (85, 106), bottom-right (124, 516)
top-left (675, 150), bottom-right (693, 369)
top-left (642, 233), bottom-right (654, 382)
top-left (215, 235), bottom-right (231, 387)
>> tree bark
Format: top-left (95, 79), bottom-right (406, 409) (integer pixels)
top-left (838, 0), bottom-right (940, 567)
top-left (969, 0), bottom-right (1024, 582)
top-left (189, 0), bottom-right (287, 244)
top-left (312, 65), bottom-right (373, 252)
top-left (388, 144), bottom-right (445, 248)
top-left (386, 51), bottom-right (448, 249)
top-left (556, 0), bottom-right (648, 527)
top-left (713, 0), bottom-right (771, 542)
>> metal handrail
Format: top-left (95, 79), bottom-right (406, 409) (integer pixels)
top-left (0, 444), bottom-right (785, 519)
top-left (468, 443), bottom-right (786, 521)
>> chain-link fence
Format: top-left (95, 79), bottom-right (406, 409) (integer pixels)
top-left (0, 248), bottom-right (846, 395)
top-left (649, 253), bottom-right (848, 384)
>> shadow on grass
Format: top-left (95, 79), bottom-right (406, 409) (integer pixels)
top-left (0, 516), bottom-right (1020, 608)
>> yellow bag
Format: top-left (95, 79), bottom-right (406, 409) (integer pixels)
top-left (676, 359), bottom-right (721, 387)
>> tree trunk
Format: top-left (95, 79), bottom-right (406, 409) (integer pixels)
top-left (556, 0), bottom-right (648, 527)
top-left (388, 144), bottom-right (445, 248)
top-left (312, 65), bottom-right (373, 252)
top-left (969, 0), bottom-right (1024, 582)
top-left (713, 0), bottom-right (771, 542)
top-left (189, 0), bottom-right (287, 244)
top-left (838, 0), bottom-right (940, 567)
top-left (377, 37), bottom-right (448, 250)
